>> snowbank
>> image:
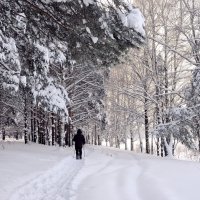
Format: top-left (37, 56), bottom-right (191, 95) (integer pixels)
top-left (0, 141), bottom-right (69, 200)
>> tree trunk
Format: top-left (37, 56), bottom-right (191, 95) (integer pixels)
top-left (98, 135), bottom-right (101, 145)
top-left (2, 127), bottom-right (5, 140)
top-left (125, 138), bottom-right (127, 150)
top-left (198, 132), bottom-right (200, 153)
top-left (116, 136), bottom-right (120, 148)
top-left (37, 109), bottom-right (42, 144)
top-left (64, 123), bottom-right (68, 146)
top-left (130, 130), bottom-right (134, 151)
top-left (55, 117), bottom-right (58, 144)
top-left (51, 113), bottom-right (55, 146)
top-left (33, 108), bottom-right (37, 143)
top-left (151, 134), bottom-right (154, 154)
top-left (57, 115), bottom-right (61, 146)
top-left (41, 110), bottom-right (45, 145)
top-left (24, 90), bottom-right (28, 144)
top-left (94, 124), bottom-right (97, 145)
top-left (46, 128), bottom-right (50, 145)
top-left (161, 136), bottom-right (164, 157)
top-left (46, 113), bottom-right (50, 145)
top-left (144, 97), bottom-right (150, 154)
top-left (164, 135), bottom-right (170, 156)
top-left (15, 131), bottom-right (19, 140)
top-left (31, 108), bottom-right (34, 142)
top-left (66, 121), bottom-right (71, 147)
top-left (196, 122), bottom-right (200, 152)
top-left (156, 137), bottom-right (160, 156)
top-left (137, 125), bottom-right (143, 153)
top-left (68, 108), bottom-right (72, 147)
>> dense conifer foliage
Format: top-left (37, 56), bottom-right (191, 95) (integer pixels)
top-left (0, 0), bottom-right (145, 145)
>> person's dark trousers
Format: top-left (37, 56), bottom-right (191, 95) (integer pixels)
top-left (76, 148), bottom-right (82, 159)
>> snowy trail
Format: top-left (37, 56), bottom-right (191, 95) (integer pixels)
top-left (6, 144), bottom-right (200, 200)
top-left (71, 147), bottom-right (142, 200)
top-left (9, 146), bottom-right (143, 200)
top-left (70, 147), bottom-right (188, 200)
top-left (9, 156), bottom-right (83, 200)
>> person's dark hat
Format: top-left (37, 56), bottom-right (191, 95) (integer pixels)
top-left (77, 129), bottom-right (82, 134)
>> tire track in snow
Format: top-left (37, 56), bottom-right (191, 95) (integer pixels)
top-left (9, 156), bottom-right (83, 200)
top-left (69, 148), bottom-right (115, 200)
top-left (70, 147), bottom-right (142, 200)
top-left (137, 159), bottom-right (178, 200)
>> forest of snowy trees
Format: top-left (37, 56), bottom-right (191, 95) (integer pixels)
top-left (0, 0), bottom-right (144, 146)
top-left (1, 0), bottom-right (200, 158)
top-left (105, 0), bottom-right (200, 157)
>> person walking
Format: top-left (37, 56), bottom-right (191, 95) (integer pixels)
top-left (72, 129), bottom-right (85, 159)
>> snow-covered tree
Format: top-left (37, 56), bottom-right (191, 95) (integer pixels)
top-left (0, 0), bottom-right (145, 144)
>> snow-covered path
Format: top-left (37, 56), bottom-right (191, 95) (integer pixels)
top-left (71, 147), bottom-right (200, 200)
top-left (10, 157), bottom-right (82, 200)
top-left (9, 146), bottom-right (143, 200)
top-left (2, 142), bottom-right (200, 200)
top-left (71, 148), bottom-right (142, 200)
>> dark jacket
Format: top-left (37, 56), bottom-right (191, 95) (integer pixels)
top-left (73, 133), bottom-right (85, 149)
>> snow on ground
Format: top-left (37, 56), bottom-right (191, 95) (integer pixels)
top-left (0, 141), bottom-right (71, 200)
top-left (1, 141), bottom-right (200, 200)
